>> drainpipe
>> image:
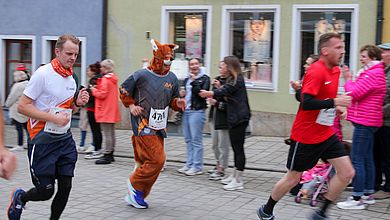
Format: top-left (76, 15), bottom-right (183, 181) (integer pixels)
top-left (376, 0), bottom-right (384, 44)
top-left (102, 0), bottom-right (108, 59)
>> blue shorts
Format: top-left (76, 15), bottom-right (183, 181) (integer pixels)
top-left (27, 137), bottom-right (77, 189)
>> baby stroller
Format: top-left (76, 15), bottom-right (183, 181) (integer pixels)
top-left (295, 163), bottom-right (334, 207)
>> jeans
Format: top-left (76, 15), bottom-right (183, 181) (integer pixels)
top-left (374, 126), bottom-right (390, 192)
top-left (351, 123), bottom-right (378, 196)
top-left (12, 119), bottom-right (27, 146)
top-left (182, 110), bottom-right (205, 171)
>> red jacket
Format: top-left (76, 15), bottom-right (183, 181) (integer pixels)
top-left (92, 72), bottom-right (121, 123)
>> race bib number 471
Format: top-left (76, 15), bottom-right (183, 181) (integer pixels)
top-left (148, 107), bottom-right (169, 130)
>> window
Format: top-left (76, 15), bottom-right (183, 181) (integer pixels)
top-left (221, 5), bottom-right (280, 91)
top-left (5, 40), bottom-right (32, 97)
top-left (290, 5), bottom-right (359, 90)
top-left (161, 6), bottom-right (212, 79)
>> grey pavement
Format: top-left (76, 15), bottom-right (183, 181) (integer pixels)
top-left (1, 125), bottom-right (389, 219)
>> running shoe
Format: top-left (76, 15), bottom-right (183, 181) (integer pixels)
top-left (125, 179), bottom-right (148, 209)
top-left (223, 178), bottom-right (244, 191)
top-left (336, 197), bottom-right (365, 210)
top-left (7, 188), bottom-right (26, 220)
top-left (177, 166), bottom-right (190, 174)
top-left (221, 174), bottom-right (234, 185)
top-left (185, 168), bottom-right (203, 176)
top-left (307, 210), bottom-right (329, 220)
top-left (256, 205), bottom-right (274, 220)
top-left (361, 195), bottom-right (376, 205)
top-left (84, 151), bottom-right (103, 159)
top-left (209, 172), bottom-right (225, 180)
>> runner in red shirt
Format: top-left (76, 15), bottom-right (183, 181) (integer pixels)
top-left (257, 33), bottom-right (354, 220)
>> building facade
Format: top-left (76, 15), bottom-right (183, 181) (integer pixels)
top-left (0, 0), bottom-right (105, 104)
top-left (107, 0), bottom-right (380, 137)
top-left (0, 1), bottom-right (384, 137)
top-left (382, 0), bottom-right (390, 43)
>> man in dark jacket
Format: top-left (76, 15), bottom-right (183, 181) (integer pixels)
top-left (373, 43), bottom-right (390, 199)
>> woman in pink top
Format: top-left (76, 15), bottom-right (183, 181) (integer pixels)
top-left (91, 59), bottom-right (121, 164)
top-left (337, 45), bottom-right (386, 210)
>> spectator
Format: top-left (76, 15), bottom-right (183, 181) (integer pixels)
top-left (91, 59), bottom-right (121, 164)
top-left (373, 43), bottom-right (390, 200)
top-left (177, 58), bottom-right (210, 176)
top-left (83, 62), bottom-right (103, 159)
top-left (5, 71), bottom-right (29, 151)
top-left (207, 61), bottom-right (231, 181)
top-left (199, 55), bottom-right (251, 191)
top-left (337, 45), bottom-right (386, 209)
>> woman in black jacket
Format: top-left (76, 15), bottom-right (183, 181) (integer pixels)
top-left (199, 55), bottom-right (251, 191)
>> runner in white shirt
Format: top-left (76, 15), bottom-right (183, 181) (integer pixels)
top-left (7, 34), bottom-right (89, 220)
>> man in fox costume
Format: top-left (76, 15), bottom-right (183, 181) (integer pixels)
top-left (119, 39), bottom-right (185, 209)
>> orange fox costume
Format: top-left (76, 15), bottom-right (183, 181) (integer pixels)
top-left (119, 39), bottom-right (183, 204)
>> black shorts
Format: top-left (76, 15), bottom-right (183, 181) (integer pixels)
top-left (27, 137), bottom-right (77, 189)
top-left (286, 135), bottom-right (347, 172)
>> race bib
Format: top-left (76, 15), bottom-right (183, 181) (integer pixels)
top-left (148, 107), bottom-right (169, 130)
top-left (316, 108), bottom-right (336, 126)
top-left (44, 108), bottom-right (72, 134)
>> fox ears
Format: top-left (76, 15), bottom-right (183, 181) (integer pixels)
top-left (150, 39), bottom-right (179, 52)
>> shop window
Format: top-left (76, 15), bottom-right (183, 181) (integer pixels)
top-left (221, 6), bottom-right (280, 91)
top-left (5, 40), bottom-right (32, 97)
top-left (161, 6), bottom-right (211, 79)
top-left (290, 5), bottom-right (358, 90)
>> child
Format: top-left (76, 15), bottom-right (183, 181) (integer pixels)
top-left (299, 161), bottom-right (331, 199)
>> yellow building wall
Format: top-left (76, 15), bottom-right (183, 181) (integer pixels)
top-left (383, 0), bottom-right (390, 42)
top-left (107, 0), bottom-right (377, 115)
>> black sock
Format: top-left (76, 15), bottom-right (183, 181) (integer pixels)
top-left (353, 196), bottom-right (361, 201)
top-left (263, 196), bottom-right (277, 215)
top-left (319, 198), bottom-right (332, 217)
top-left (363, 193), bottom-right (370, 196)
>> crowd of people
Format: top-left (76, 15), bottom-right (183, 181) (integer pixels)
top-left (1, 32), bottom-right (390, 220)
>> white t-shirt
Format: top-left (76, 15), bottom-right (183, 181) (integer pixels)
top-left (24, 63), bottom-right (76, 143)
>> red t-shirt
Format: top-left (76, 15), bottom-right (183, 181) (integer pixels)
top-left (291, 60), bottom-right (340, 144)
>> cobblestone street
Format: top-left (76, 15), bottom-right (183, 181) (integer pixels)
top-left (1, 126), bottom-right (389, 219)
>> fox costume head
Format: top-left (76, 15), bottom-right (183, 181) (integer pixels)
top-left (148, 39), bottom-right (178, 75)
